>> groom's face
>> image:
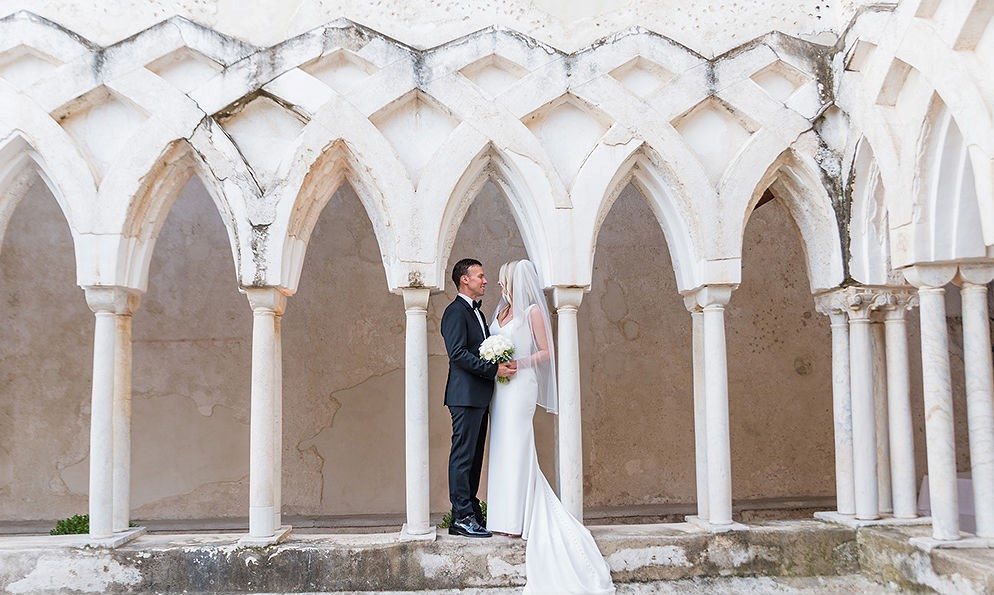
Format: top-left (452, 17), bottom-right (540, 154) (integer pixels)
top-left (461, 264), bottom-right (487, 299)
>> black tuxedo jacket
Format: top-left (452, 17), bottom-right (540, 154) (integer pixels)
top-left (441, 296), bottom-right (498, 408)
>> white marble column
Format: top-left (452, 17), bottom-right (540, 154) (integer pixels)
top-left (957, 265), bottom-right (994, 538)
top-left (845, 289), bottom-right (880, 520)
top-left (84, 287), bottom-right (133, 539)
top-left (112, 292), bottom-right (141, 532)
top-left (245, 288), bottom-right (287, 540)
top-left (402, 288), bottom-right (432, 537)
top-left (554, 286), bottom-right (585, 522)
top-left (816, 291), bottom-right (855, 516)
top-left (881, 291), bottom-right (918, 519)
top-left (273, 313), bottom-right (283, 530)
top-left (686, 299), bottom-right (709, 522)
top-left (695, 285), bottom-right (734, 525)
top-left (905, 265), bottom-right (960, 540)
top-left (871, 321), bottom-right (892, 514)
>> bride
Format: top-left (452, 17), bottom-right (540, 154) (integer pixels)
top-left (486, 259), bottom-right (615, 595)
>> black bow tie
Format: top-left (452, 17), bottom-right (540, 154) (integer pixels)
top-left (472, 300), bottom-right (482, 310)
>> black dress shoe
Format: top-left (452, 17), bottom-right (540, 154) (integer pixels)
top-left (449, 515), bottom-right (492, 538)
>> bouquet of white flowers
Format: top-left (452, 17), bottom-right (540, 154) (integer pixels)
top-left (479, 335), bottom-right (515, 384)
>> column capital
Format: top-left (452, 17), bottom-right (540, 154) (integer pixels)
top-left (683, 295), bottom-right (703, 313)
top-left (841, 286), bottom-right (890, 321)
top-left (84, 286), bottom-right (141, 315)
top-left (402, 287), bottom-right (430, 310)
top-left (691, 284), bottom-right (734, 309)
top-left (956, 263), bottom-right (994, 287)
top-left (876, 287), bottom-right (918, 321)
top-left (244, 287), bottom-right (288, 314)
top-left (903, 264), bottom-right (958, 289)
top-left (553, 286), bottom-right (586, 310)
top-left (814, 287), bottom-right (848, 316)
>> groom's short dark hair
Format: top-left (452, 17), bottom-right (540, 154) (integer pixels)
top-left (452, 258), bottom-right (483, 288)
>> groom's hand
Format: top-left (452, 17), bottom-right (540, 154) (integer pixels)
top-left (497, 361), bottom-right (517, 378)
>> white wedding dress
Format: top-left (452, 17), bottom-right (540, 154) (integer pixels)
top-left (487, 307), bottom-right (615, 595)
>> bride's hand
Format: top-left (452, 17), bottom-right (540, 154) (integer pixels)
top-left (497, 361), bottom-right (517, 378)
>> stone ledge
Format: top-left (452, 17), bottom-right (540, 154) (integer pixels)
top-left (857, 525), bottom-right (994, 595)
top-left (399, 524), bottom-right (437, 542)
top-left (0, 520), bottom-right (859, 593)
top-left (238, 525), bottom-right (292, 547)
top-left (814, 511), bottom-right (932, 528)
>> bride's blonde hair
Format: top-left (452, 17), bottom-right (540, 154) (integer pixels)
top-left (498, 260), bottom-right (518, 315)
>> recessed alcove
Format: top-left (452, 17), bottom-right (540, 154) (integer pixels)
top-left (579, 183), bottom-right (695, 512)
top-left (0, 174), bottom-right (90, 522)
top-left (279, 181), bottom-right (406, 517)
top-left (126, 175), bottom-right (252, 521)
top-left (730, 197), bottom-right (835, 507)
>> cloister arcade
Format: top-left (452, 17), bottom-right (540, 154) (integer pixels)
top-left (0, 0), bottom-right (992, 552)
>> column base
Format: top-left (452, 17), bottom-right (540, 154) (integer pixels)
top-left (814, 510), bottom-right (930, 528)
top-left (685, 515), bottom-right (748, 533)
top-left (399, 524), bottom-right (437, 542)
top-left (239, 525), bottom-right (292, 547)
top-left (910, 535), bottom-right (994, 551)
top-left (82, 526), bottom-right (146, 548)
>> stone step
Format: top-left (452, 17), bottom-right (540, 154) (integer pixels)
top-left (1, 520), bottom-right (991, 593)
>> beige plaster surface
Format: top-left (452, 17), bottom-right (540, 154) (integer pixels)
top-left (0, 177), bottom-right (91, 521)
top-left (0, 175), bottom-right (977, 523)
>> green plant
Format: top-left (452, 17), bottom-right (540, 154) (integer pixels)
top-left (49, 515), bottom-right (138, 535)
top-left (50, 514), bottom-right (88, 535)
top-left (438, 501), bottom-right (486, 529)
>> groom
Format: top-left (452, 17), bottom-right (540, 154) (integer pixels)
top-left (442, 258), bottom-right (516, 538)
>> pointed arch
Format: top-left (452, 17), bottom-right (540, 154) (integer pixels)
top-left (848, 138), bottom-right (892, 284)
top-left (575, 141), bottom-right (701, 292)
top-left (0, 93), bottom-right (96, 230)
top-left (0, 136), bottom-right (64, 248)
top-left (910, 95), bottom-right (987, 264)
top-left (275, 139), bottom-right (400, 293)
top-left (0, 125), bottom-right (93, 282)
top-left (108, 121), bottom-right (256, 292)
top-left (434, 142), bottom-right (554, 288)
top-left (744, 146), bottom-right (845, 293)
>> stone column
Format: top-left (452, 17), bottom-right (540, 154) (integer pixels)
top-left (84, 287), bottom-right (133, 539)
top-left (905, 265), bottom-right (959, 540)
top-left (245, 288), bottom-right (286, 540)
top-left (871, 321), bottom-right (892, 514)
top-left (554, 286), bottom-right (585, 521)
top-left (686, 299), bottom-right (709, 522)
top-left (957, 265), bottom-right (994, 538)
top-left (273, 313), bottom-right (284, 530)
top-left (402, 288), bottom-right (432, 536)
top-left (845, 288), bottom-right (881, 521)
top-left (112, 292), bottom-right (141, 533)
top-left (816, 291), bottom-right (855, 516)
top-left (694, 285), bottom-right (734, 525)
top-left (880, 290), bottom-right (918, 519)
